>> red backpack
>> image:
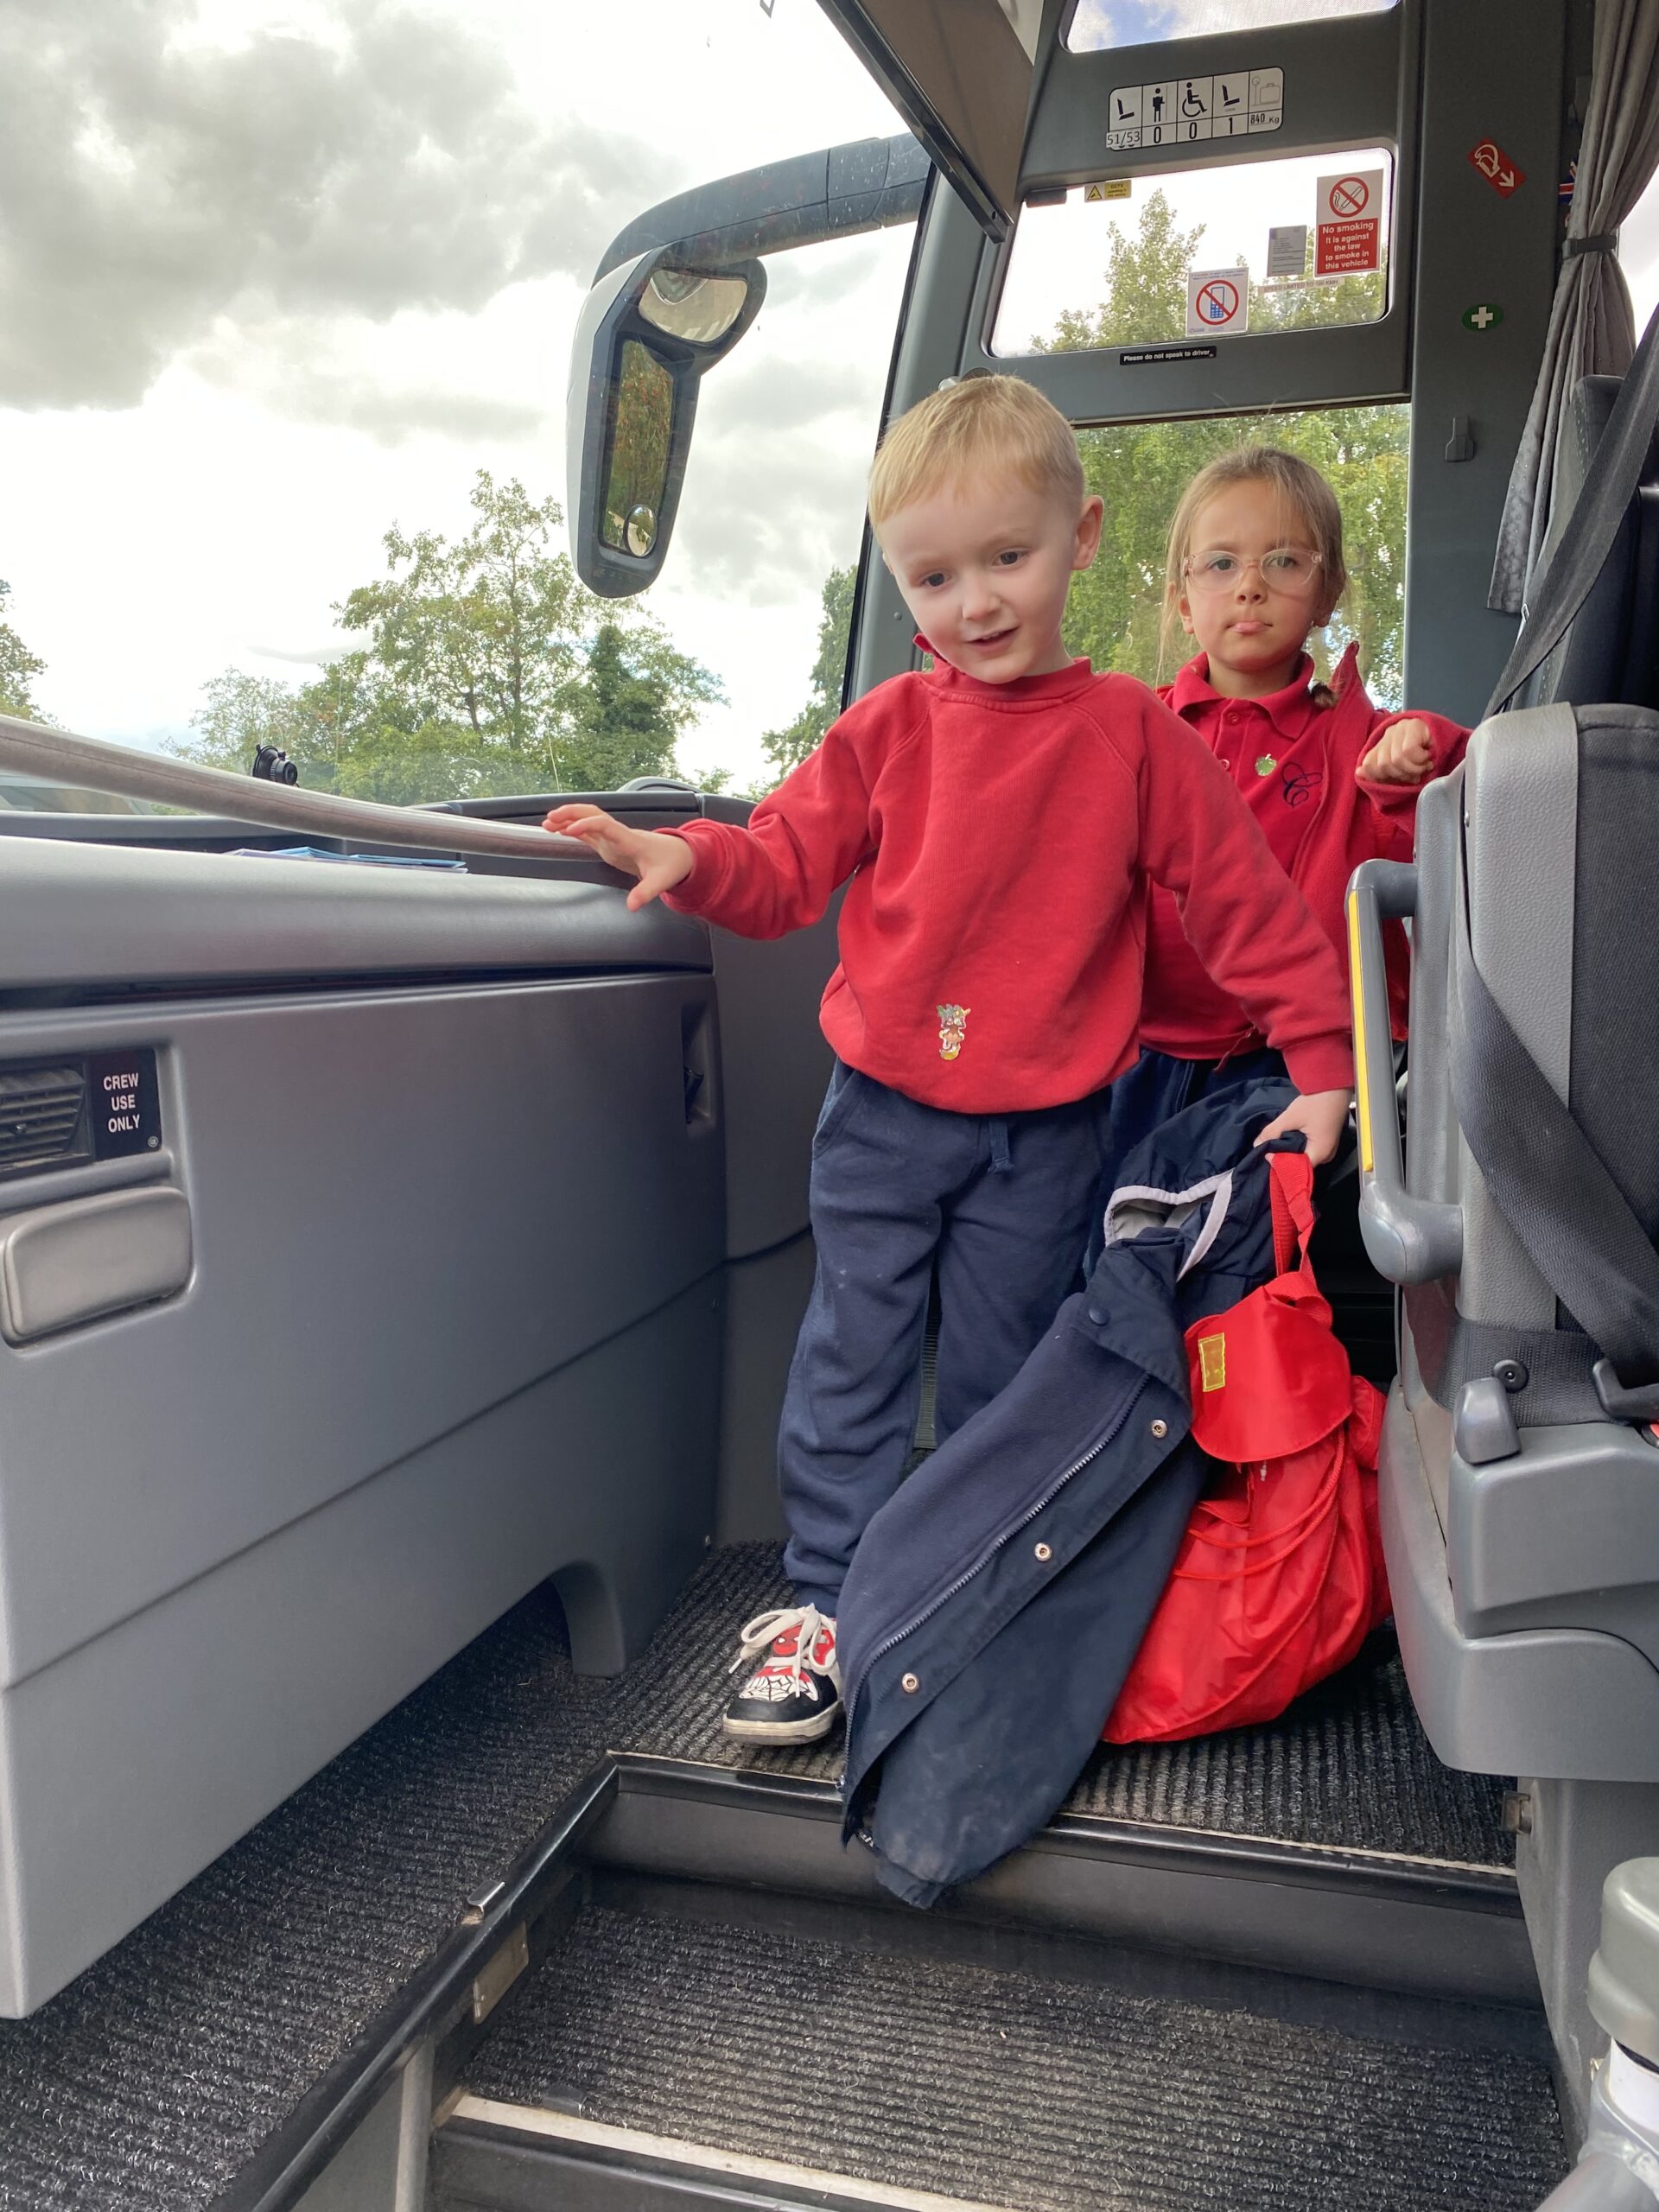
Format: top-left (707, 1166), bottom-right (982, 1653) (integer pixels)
top-left (1104, 1150), bottom-right (1390, 1745)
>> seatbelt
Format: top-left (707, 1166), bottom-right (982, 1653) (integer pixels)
top-left (1450, 887), bottom-right (1659, 1416)
top-left (1485, 302), bottom-right (1659, 718)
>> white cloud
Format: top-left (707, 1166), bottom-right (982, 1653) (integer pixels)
top-left (0, 0), bottom-right (910, 794)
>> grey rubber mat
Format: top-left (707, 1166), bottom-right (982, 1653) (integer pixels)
top-left (0, 1587), bottom-right (612, 2212)
top-left (0, 1541), bottom-right (1508, 2212)
top-left (462, 1903), bottom-right (1565, 2212)
top-left (607, 1542), bottom-right (1515, 1867)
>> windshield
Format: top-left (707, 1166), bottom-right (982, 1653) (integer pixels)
top-left (0, 2), bottom-right (907, 808)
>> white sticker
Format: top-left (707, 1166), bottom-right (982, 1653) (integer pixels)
top-left (1108, 64), bottom-right (1282, 148)
top-left (1266, 224), bottom-right (1308, 279)
top-left (1315, 168), bottom-right (1384, 276)
top-left (1185, 267), bottom-right (1249, 339)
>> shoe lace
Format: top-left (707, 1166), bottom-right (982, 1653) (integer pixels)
top-left (730, 1605), bottom-right (834, 1694)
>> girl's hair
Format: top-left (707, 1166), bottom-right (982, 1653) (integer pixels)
top-left (868, 373), bottom-right (1085, 531)
top-left (1160, 444), bottom-right (1348, 686)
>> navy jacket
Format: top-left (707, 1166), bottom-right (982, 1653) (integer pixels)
top-left (836, 1084), bottom-right (1299, 1906)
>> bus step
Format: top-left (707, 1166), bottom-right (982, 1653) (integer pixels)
top-left (433, 1880), bottom-right (1567, 2212)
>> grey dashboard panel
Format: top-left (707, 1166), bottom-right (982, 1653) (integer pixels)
top-left (0, 836), bottom-right (709, 992)
top-left (0, 971), bottom-right (723, 1690)
top-left (0, 833), bottom-right (738, 2008)
top-left (0, 1277), bottom-right (721, 2016)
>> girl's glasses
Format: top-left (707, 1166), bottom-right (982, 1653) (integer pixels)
top-left (1185, 548), bottom-right (1325, 596)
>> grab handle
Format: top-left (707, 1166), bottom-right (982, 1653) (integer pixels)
top-left (0, 714), bottom-right (589, 863)
top-left (1346, 861), bottom-right (1463, 1284)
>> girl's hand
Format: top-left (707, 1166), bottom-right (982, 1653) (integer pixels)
top-left (1255, 1089), bottom-right (1352, 1167)
top-left (1358, 716), bottom-right (1436, 785)
top-left (542, 803), bottom-right (696, 911)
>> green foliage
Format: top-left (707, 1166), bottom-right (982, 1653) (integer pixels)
top-left (0, 578), bottom-right (47, 721)
top-left (759, 564), bottom-right (855, 791)
top-left (169, 471), bottom-right (728, 802)
top-left (1043, 191), bottom-right (1409, 706)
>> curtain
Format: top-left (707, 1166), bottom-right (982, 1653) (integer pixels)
top-left (1488, 0), bottom-right (1659, 613)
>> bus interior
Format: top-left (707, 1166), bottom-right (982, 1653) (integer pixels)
top-left (1, 0), bottom-right (1658, 2206)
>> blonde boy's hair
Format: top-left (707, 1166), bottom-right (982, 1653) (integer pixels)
top-left (868, 373), bottom-right (1086, 530)
top-left (1160, 444), bottom-right (1348, 675)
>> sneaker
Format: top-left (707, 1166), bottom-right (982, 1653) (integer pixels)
top-left (721, 1605), bottom-right (842, 1744)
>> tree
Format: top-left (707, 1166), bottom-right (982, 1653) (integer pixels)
top-left (0, 579), bottom-right (47, 721)
top-left (170, 472), bottom-right (727, 802)
top-left (566, 620), bottom-right (727, 793)
top-left (760, 564), bottom-right (855, 791)
top-left (1039, 191), bottom-right (1410, 704)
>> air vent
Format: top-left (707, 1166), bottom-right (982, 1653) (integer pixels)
top-left (0, 1065), bottom-right (88, 1178)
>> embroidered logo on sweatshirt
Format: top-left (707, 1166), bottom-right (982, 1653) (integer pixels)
top-left (936, 1004), bottom-right (969, 1060)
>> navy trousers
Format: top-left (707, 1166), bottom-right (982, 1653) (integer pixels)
top-left (1104, 1045), bottom-right (1289, 1185)
top-left (781, 1064), bottom-right (1112, 1612)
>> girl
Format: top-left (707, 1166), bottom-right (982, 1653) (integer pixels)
top-left (1110, 444), bottom-right (1468, 1156)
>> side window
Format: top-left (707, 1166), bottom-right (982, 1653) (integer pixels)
top-left (1007, 188), bottom-right (1408, 704)
top-left (658, 228), bottom-right (916, 797)
top-left (1065, 405), bottom-right (1408, 704)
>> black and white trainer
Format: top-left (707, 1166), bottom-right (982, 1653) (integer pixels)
top-left (721, 1605), bottom-right (842, 1744)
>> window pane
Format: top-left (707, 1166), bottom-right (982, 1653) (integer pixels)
top-left (1064, 404), bottom-right (1411, 706)
top-left (995, 153), bottom-right (1393, 355)
top-left (1067, 0), bottom-right (1394, 54)
top-left (0, 0), bottom-right (907, 814)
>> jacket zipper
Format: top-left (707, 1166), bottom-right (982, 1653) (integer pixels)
top-left (838, 1376), bottom-right (1151, 1778)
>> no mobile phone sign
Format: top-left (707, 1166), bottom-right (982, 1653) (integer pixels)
top-left (1185, 267), bottom-right (1249, 337)
top-left (1315, 168), bottom-right (1383, 276)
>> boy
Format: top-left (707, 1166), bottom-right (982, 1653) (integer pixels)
top-left (543, 374), bottom-right (1354, 1745)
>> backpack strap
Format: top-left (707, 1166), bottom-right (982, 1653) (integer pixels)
top-left (1268, 1149), bottom-right (1319, 1281)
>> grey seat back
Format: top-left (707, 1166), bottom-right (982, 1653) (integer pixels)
top-left (1372, 702), bottom-right (1659, 1790)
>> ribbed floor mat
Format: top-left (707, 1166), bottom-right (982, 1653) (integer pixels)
top-left (0, 1587), bottom-right (611, 2212)
top-left (0, 1541), bottom-right (1508, 2211)
top-left (463, 1904), bottom-right (1564, 2212)
top-left (608, 1542), bottom-right (1513, 1866)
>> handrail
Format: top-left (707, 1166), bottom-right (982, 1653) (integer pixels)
top-left (1346, 859), bottom-right (1464, 1283)
top-left (0, 715), bottom-right (591, 862)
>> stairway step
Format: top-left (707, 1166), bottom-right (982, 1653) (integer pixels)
top-left (609, 1546), bottom-right (1513, 1869)
top-left (446, 1897), bottom-right (1567, 2212)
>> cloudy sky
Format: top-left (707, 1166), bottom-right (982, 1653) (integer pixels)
top-left (2, 0), bottom-right (1656, 795)
top-left (0, 0), bottom-right (911, 791)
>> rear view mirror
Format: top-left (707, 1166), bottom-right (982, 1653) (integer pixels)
top-left (569, 251), bottom-right (766, 597)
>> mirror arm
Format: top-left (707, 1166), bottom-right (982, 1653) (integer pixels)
top-left (594, 134), bottom-right (929, 283)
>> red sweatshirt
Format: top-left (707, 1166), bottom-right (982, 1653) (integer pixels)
top-left (662, 656), bottom-right (1353, 1114)
top-left (1141, 645), bottom-right (1469, 1059)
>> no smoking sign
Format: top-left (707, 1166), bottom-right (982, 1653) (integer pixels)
top-left (1185, 267), bottom-right (1249, 338)
top-left (1315, 168), bottom-right (1384, 276)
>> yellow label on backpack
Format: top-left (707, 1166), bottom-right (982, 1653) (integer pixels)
top-left (1197, 1332), bottom-right (1227, 1393)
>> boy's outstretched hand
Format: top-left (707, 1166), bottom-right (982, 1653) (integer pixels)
top-left (542, 803), bottom-right (696, 911)
top-left (1255, 1088), bottom-right (1352, 1167)
top-left (1357, 715), bottom-right (1435, 785)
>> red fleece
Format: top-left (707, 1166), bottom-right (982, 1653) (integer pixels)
top-left (1141, 647), bottom-right (1469, 1058)
top-left (662, 656), bottom-right (1354, 1114)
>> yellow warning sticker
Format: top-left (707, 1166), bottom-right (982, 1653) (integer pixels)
top-left (1198, 1332), bottom-right (1227, 1392)
top-left (1084, 179), bottom-right (1132, 201)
